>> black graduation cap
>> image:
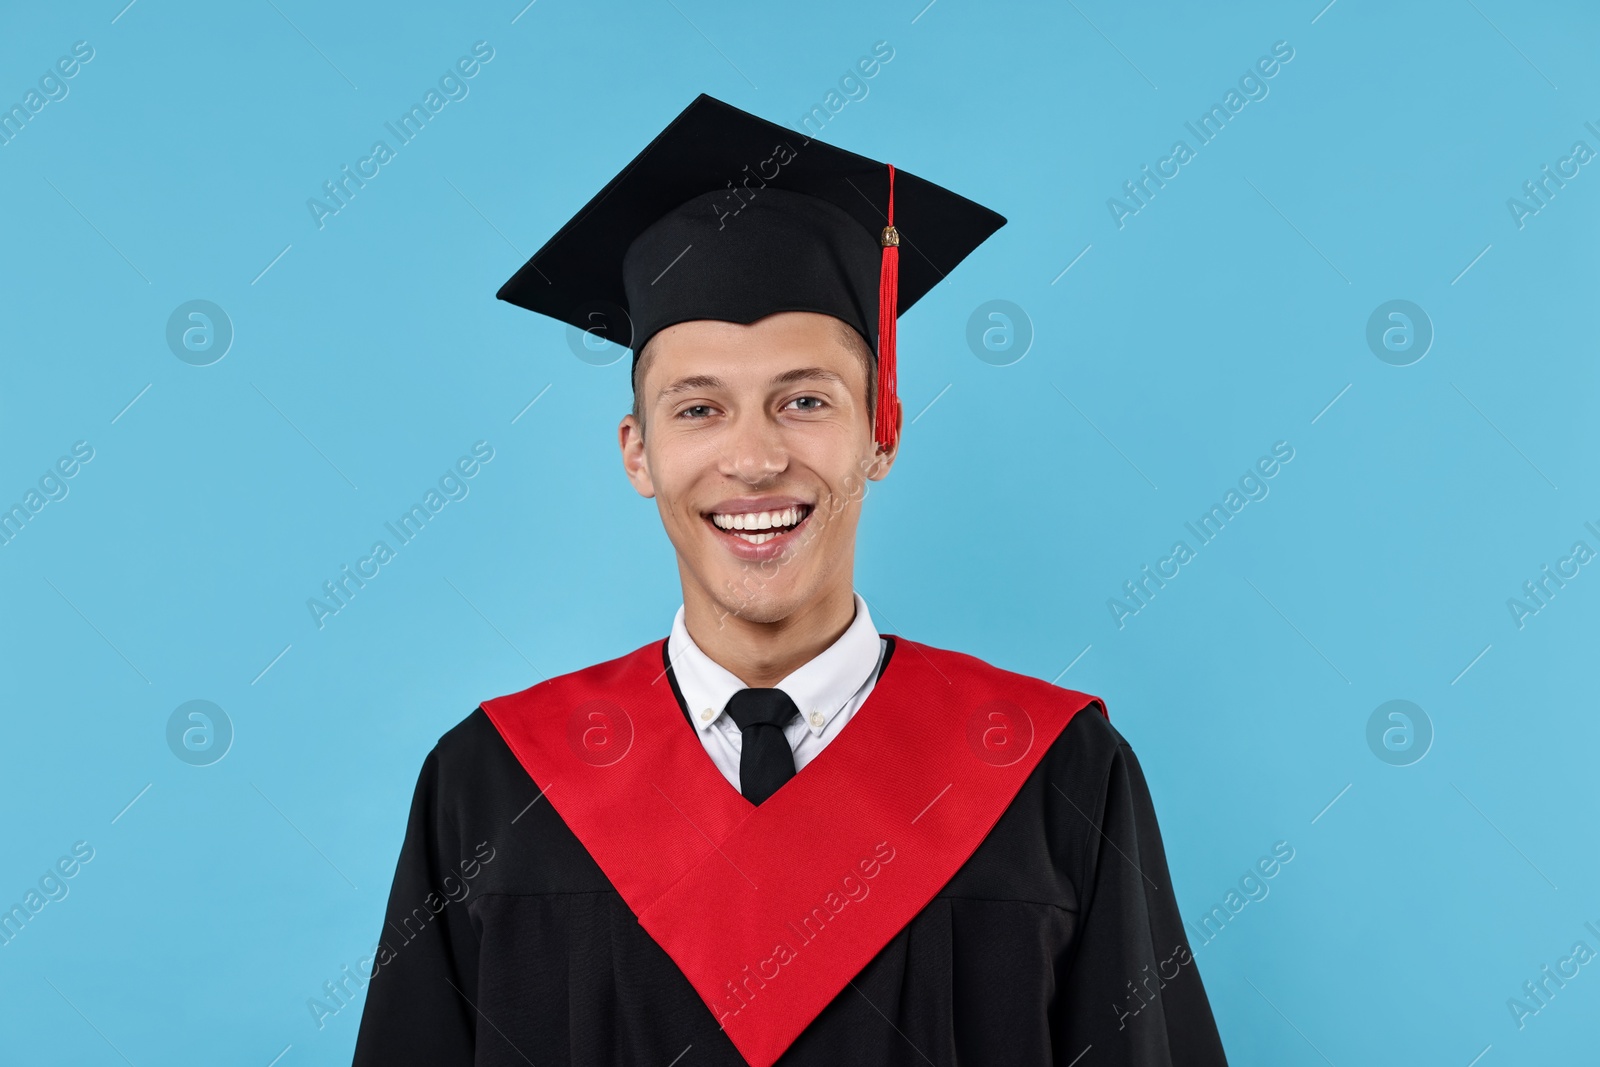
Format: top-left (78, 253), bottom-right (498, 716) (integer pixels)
top-left (496, 93), bottom-right (1005, 453)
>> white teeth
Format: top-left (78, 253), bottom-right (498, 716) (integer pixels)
top-left (711, 506), bottom-right (808, 533)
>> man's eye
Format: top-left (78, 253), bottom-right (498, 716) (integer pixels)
top-left (788, 395), bottom-right (826, 411)
top-left (679, 404), bottom-right (714, 419)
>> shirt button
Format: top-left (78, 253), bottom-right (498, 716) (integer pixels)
top-left (809, 711), bottom-right (826, 729)
top-left (700, 708), bottom-right (716, 722)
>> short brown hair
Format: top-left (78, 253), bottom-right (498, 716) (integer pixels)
top-left (630, 317), bottom-right (876, 433)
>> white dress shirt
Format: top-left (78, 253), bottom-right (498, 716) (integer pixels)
top-left (666, 591), bottom-right (887, 794)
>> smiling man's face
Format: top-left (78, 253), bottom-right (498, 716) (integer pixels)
top-left (619, 310), bottom-right (896, 630)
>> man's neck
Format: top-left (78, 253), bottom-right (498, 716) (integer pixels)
top-left (681, 582), bottom-right (857, 689)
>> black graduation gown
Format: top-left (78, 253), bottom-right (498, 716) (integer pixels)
top-left (351, 639), bottom-right (1229, 1065)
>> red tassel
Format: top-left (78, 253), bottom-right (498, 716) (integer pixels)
top-left (874, 164), bottom-right (900, 454)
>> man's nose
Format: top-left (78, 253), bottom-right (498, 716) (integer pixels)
top-left (719, 409), bottom-right (788, 483)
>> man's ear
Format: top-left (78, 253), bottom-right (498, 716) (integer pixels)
top-left (865, 397), bottom-right (903, 482)
top-left (619, 414), bottom-right (656, 498)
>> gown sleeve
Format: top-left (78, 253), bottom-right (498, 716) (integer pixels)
top-left (1052, 717), bottom-right (1229, 1065)
top-left (351, 744), bottom-right (482, 1066)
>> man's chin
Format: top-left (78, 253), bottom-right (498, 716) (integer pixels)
top-left (707, 596), bottom-right (798, 628)
top-left (702, 577), bottom-right (813, 629)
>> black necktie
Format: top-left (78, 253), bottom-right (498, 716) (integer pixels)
top-left (724, 688), bottom-right (801, 805)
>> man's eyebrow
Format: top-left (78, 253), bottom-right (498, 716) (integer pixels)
top-left (771, 367), bottom-right (847, 387)
top-left (656, 367), bottom-right (846, 402)
top-left (657, 374), bottom-right (724, 401)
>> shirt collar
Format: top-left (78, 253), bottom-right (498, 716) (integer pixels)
top-left (667, 592), bottom-right (881, 737)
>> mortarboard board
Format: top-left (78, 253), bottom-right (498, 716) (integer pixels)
top-left (496, 93), bottom-right (1006, 454)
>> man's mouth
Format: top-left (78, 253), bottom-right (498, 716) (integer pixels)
top-left (706, 504), bottom-right (814, 545)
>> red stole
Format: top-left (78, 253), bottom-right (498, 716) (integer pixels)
top-left (482, 636), bottom-right (1103, 1067)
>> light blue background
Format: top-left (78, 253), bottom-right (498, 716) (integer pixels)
top-left (2, 1), bottom-right (1596, 1063)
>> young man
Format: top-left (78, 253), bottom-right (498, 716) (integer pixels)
top-left (353, 95), bottom-right (1228, 1066)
